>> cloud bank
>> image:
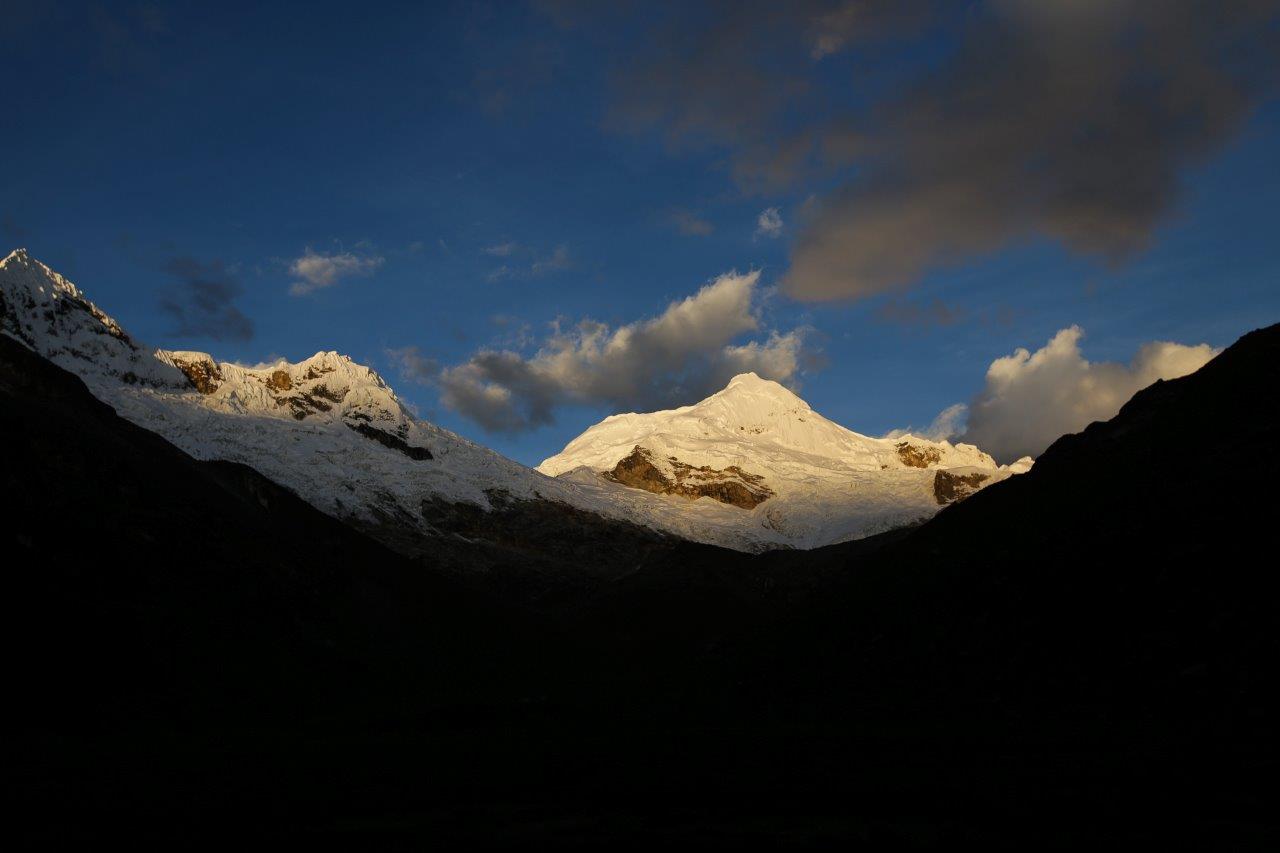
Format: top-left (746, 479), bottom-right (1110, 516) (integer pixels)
top-left (901, 326), bottom-right (1219, 462)
top-left (288, 248), bottom-right (384, 295)
top-left (423, 271), bottom-right (812, 432)
top-left (558, 1), bottom-right (1280, 301)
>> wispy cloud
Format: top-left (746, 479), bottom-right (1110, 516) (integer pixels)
top-left (875, 298), bottom-right (964, 328)
top-left (484, 241), bottom-right (519, 257)
top-left (531, 244), bottom-right (572, 276)
top-left (487, 243), bottom-right (573, 282)
top-left (669, 209), bottom-right (714, 237)
top-left (159, 256), bottom-right (254, 342)
top-left (288, 247), bottom-right (384, 296)
top-left (385, 345), bottom-right (439, 385)
top-left (883, 403), bottom-right (969, 443)
top-left (754, 207), bottom-right (783, 240)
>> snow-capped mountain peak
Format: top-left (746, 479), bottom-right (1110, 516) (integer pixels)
top-left (160, 348), bottom-right (415, 430)
top-left (539, 371), bottom-right (1024, 549)
top-left (541, 372), bottom-right (996, 478)
top-left (3, 249), bottom-right (1028, 554)
top-left (721, 370), bottom-right (807, 400)
top-left (1, 248), bottom-right (187, 390)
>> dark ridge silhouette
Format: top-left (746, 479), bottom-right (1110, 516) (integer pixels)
top-left (5, 324), bottom-right (1279, 845)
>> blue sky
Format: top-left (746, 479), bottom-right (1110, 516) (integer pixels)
top-left (3, 1), bottom-right (1278, 465)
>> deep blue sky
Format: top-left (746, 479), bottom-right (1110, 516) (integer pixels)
top-left (4, 1), bottom-right (1278, 465)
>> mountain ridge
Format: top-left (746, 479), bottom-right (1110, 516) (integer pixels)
top-left (2, 248), bottom-right (1021, 554)
top-left (6, 245), bottom-right (1279, 843)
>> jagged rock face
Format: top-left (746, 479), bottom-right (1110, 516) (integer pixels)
top-left (169, 354), bottom-right (224, 394)
top-left (268, 370), bottom-right (292, 391)
top-left (160, 348), bottom-right (419, 431)
top-left (897, 441), bottom-right (942, 468)
top-left (933, 469), bottom-right (989, 505)
top-left (608, 446), bottom-right (774, 509)
top-left (346, 420), bottom-right (433, 460)
top-left (0, 249), bottom-right (187, 390)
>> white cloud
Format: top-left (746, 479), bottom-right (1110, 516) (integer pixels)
top-left (755, 207), bottom-right (783, 239)
top-left (436, 270), bottom-right (813, 432)
top-left (288, 248), bottom-right (384, 296)
top-left (721, 329), bottom-right (809, 380)
top-left (884, 402), bottom-right (969, 443)
top-left (960, 326), bottom-right (1219, 462)
top-left (484, 242), bottom-right (518, 257)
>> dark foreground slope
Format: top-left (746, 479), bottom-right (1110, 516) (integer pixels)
top-left (0, 335), bottom-right (576, 839)
top-left (6, 325), bottom-right (1280, 846)
top-left (0, 333), bottom-right (551, 714)
top-left (551, 324), bottom-right (1280, 845)
top-left (741, 319), bottom-right (1280, 721)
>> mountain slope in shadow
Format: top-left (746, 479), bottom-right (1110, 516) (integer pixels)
top-left (6, 323), bottom-right (1280, 845)
top-left (741, 319), bottom-right (1280, 716)
top-left (0, 333), bottom-right (552, 728)
top-left (564, 322), bottom-right (1280, 844)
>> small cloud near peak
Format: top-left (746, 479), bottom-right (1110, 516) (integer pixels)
top-left (288, 247), bottom-right (384, 296)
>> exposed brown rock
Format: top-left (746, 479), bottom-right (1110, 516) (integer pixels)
top-left (607, 446), bottom-right (774, 509)
top-left (267, 370), bottom-right (292, 391)
top-left (933, 469), bottom-right (989, 505)
top-left (897, 441), bottom-right (942, 468)
top-left (170, 356), bottom-right (224, 394)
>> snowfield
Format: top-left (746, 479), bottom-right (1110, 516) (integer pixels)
top-left (540, 371), bottom-right (1031, 548)
top-left (2, 248), bottom-right (1029, 553)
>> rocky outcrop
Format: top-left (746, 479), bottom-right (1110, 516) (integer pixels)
top-left (607, 446), bottom-right (774, 509)
top-left (285, 383), bottom-right (344, 419)
top-left (933, 469), bottom-right (989, 505)
top-left (346, 421), bottom-right (432, 460)
top-left (897, 441), bottom-right (942, 468)
top-left (268, 369), bottom-right (292, 391)
top-left (169, 354), bottom-right (224, 394)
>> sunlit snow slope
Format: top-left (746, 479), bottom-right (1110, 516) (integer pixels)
top-left (2, 248), bottom-right (1026, 553)
top-left (539, 372), bottom-right (1032, 548)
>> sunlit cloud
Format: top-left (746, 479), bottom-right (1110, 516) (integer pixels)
top-left (430, 270), bottom-right (814, 432)
top-left (899, 326), bottom-right (1219, 462)
top-left (288, 248), bottom-right (384, 296)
